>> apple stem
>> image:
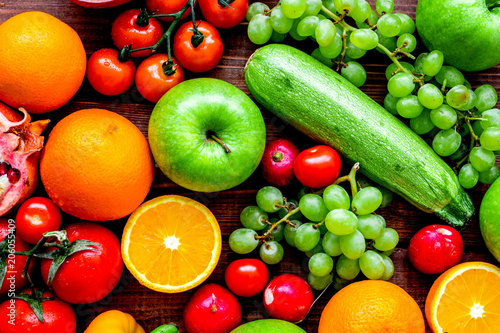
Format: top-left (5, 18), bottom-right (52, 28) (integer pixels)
top-left (272, 151), bottom-right (284, 162)
top-left (211, 134), bottom-right (231, 153)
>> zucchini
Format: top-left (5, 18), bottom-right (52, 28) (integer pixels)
top-left (244, 44), bottom-right (473, 228)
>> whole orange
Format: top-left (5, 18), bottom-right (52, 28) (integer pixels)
top-left (40, 109), bottom-right (154, 221)
top-left (0, 11), bottom-right (86, 114)
top-left (319, 280), bottom-right (425, 333)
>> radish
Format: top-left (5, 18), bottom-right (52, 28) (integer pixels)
top-left (261, 139), bottom-right (299, 187)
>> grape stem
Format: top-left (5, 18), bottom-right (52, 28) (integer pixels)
top-left (333, 162), bottom-right (360, 196)
top-left (256, 206), bottom-right (300, 241)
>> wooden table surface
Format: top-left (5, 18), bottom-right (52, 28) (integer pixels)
top-left (1, 0), bottom-right (499, 332)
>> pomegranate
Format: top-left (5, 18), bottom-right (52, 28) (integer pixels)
top-left (261, 139), bottom-right (300, 187)
top-left (69, 0), bottom-right (131, 8)
top-left (0, 102), bottom-right (49, 216)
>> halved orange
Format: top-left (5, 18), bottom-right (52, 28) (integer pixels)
top-left (425, 261), bottom-right (500, 333)
top-left (121, 195), bottom-right (222, 293)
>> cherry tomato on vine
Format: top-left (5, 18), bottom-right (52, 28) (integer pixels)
top-left (293, 145), bottom-right (342, 188)
top-left (199, 0), bottom-right (249, 29)
top-left (15, 196), bottom-right (62, 244)
top-left (111, 9), bottom-right (163, 58)
top-left (146, 0), bottom-right (196, 22)
top-left (224, 258), bottom-right (269, 297)
top-left (136, 54), bottom-right (184, 103)
top-left (173, 20), bottom-right (223, 73)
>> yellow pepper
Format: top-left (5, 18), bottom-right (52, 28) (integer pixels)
top-left (84, 310), bottom-right (146, 333)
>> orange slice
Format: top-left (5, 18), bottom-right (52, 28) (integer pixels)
top-left (425, 261), bottom-right (500, 333)
top-left (121, 195), bottom-right (222, 293)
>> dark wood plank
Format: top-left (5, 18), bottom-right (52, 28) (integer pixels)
top-left (1, 1), bottom-right (499, 332)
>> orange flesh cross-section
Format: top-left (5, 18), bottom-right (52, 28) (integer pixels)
top-left (127, 201), bottom-right (216, 287)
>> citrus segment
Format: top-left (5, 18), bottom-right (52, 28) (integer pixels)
top-left (426, 261), bottom-right (500, 333)
top-left (122, 195), bottom-right (222, 293)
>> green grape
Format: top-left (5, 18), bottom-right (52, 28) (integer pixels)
top-left (278, 199), bottom-right (301, 220)
top-left (383, 93), bottom-right (400, 115)
top-left (359, 250), bottom-right (385, 280)
top-left (282, 0), bottom-right (307, 18)
top-left (315, 19), bottom-right (336, 47)
top-left (356, 10), bottom-right (378, 29)
top-left (432, 129), bottom-right (461, 156)
top-left (479, 165), bottom-right (500, 184)
top-left (345, 38), bottom-right (367, 59)
top-left (318, 223), bottom-right (328, 235)
top-left (295, 222), bottom-right (321, 252)
top-left (305, 236), bottom-right (325, 257)
top-left (422, 50), bottom-right (444, 77)
top-left (395, 13), bottom-right (415, 34)
top-left (289, 17), bottom-right (308, 41)
top-left (270, 31), bottom-right (287, 42)
top-left (376, 0), bottom-right (394, 15)
top-left (246, 2), bottom-right (270, 21)
top-left (308, 272), bottom-right (333, 290)
top-left (377, 13), bottom-right (401, 37)
top-left (481, 109), bottom-right (500, 129)
top-left (297, 15), bottom-right (320, 36)
top-left (377, 215), bottom-right (386, 228)
top-left (256, 186), bottom-right (284, 213)
top-left (323, 184), bottom-right (350, 211)
top-left (373, 227), bottom-right (399, 252)
top-left (410, 108), bottom-right (435, 135)
top-left (339, 229), bottom-right (366, 259)
top-left (336, 254), bottom-right (360, 280)
top-left (299, 193), bottom-right (329, 222)
top-left (375, 29), bottom-right (397, 54)
top-left (322, 231), bottom-right (343, 256)
top-left (351, 187), bottom-right (383, 215)
top-left (304, 0), bottom-right (323, 16)
top-left (263, 220), bottom-right (285, 242)
top-left (309, 252), bottom-right (334, 277)
top-left (317, 14), bottom-right (327, 20)
top-left (248, 14), bottom-right (273, 45)
top-left (414, 52), bottom-right (429, 74)
top-left (396, 33), bottom-right (417, 52)
top-left (350, 0), bottom-right (371, 22)
top-left (396, 94), bottom-right (424, 118)
top-left (435, 66), bottom-right (465, 88)
top-left (387, 72), bottom-right (414, 98)
top-left (229, 228), bottom-right (259, 254)
top-left (472, 119), bottom-right (485, 138)
top-left (270, 6), bottom-right (294, 34)
top-left (449, 143), bottom-right (469, 163)
top-left (480, 127), bottom-right (500, 151)
top-left (240, 205), bottom-right (268, 230)
top-left (341, 61), bottom-right (367, 87)
top-left (349, 29), bottom-right (379, 50)
top-left (459, 163), bottom-right (479, 189)
top-left (379, 254), bottom-right (395, 281)
top-left (297, 186), bottom-right (309, 200)
top-left (446, 85), bottom-right (470, 109)
top-left (319, 35), bottom-right (343, 58)
top-left (259, 241), bottom-right (284, 265)
top-left (456, 88), bottom-right (477, 111)
top-left (311, 48), bottom-right (335, 68)
top-left (475, 84), bottom-right (498, 112)
top-left (470, 146), bottom-right (496, 172)
top-left (430, 104), bottom-right (457, 130)
top-left (334, 0), bottom-right (358, 15)
top-left (284, 220), bottom-right (302, 247)
top-left (325, 209), bottom-right (358, 235)
top-left (357, 214), bottom-right (384, 239)
top-left (385, 62), bottom-right (414, 81)
top-left (322, 0), bottom-right (336, 13)
top-left (417, 83), bottom-right (443, 110)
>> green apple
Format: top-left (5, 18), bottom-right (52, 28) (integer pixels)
top-left (416, 0), bottom-right (500, 72)
top-left (148, 78), bottom-right (266, 192)
top-left (480, 176), bottom-right (500, 263)
top-left (231, 319), bottom-right (306, 333)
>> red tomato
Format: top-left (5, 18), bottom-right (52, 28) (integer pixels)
top-left (199, 0), bottom-right (248, 29)
top-left (40, 222), bottom-right (123, 304)
top-left (15, 197), bottom-right (62, 244)
top-left (224, 258), bottom-right (269, 297)
top-left (135, 54), bottom-right (184, 103)
top-left (0, 289), bottom-right (76, 333)
top-left (173, 20), bottom-right (223, 73)
top-left (111, 9), bottom-right (164, 58)
top-left (146, 0), bottom-right (195, 22)
top-left (0, 218), bottom-right (34, 296)
top-left (86, 48), bottom-right (136, 96)
top-left (263, 274), bottom-right (313, 322)
top-left (293, 145), bottom-right (341, 188)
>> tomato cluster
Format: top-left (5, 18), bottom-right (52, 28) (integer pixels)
top-left (87, 0), bottom-right (248, 103)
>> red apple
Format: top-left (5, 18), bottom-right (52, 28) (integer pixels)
top-left (183, 283), bottom-right (242, 333)
top-left (69, 0), bottom-right (131, 8)
top-left (408, 224), bottom-right (463, 275)
top-left (261, 139), bottom-right (300, 187)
